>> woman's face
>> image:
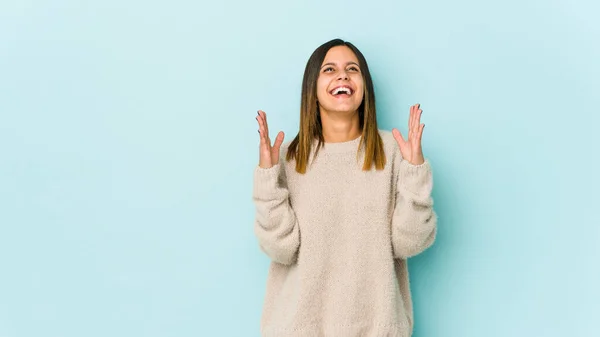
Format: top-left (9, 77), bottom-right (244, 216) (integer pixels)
top-left (316, 45), bottom-right (365, 115)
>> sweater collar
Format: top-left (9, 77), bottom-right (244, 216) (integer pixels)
top-left (312, 134), bottom-right (363, 154)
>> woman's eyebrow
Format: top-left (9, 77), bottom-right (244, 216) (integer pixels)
top-left (320, 61), bottom-right (360, 69)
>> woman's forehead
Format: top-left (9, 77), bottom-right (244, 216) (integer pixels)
top-left (322, 46), bottom-right (359, 65)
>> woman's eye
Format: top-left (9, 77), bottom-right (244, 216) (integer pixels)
top-left (348, 66), bottom-right (359, 72)
top-left (324, 67), bottom-right (334, 72)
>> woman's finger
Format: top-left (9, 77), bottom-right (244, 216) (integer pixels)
top-left (262, 110), bottom-right (270, 140)
top-left (272, 131), bottom-right (285, 149)
top-left (408, 105), bottom-right (414, 137)
top-left (271, 131), bottom-right (285, 164)
top-left (415, 107), bottom-right (422, 138)
top-left (413, 104), bottom-right (419, 136)
top-left (418, 123), bottom-right (425, 143)
top-left (392, 128), bottom-right (406, 146)
top-left (257, 111), bottom-right (270, 149)
top-left (412, 105), bottom-right (421, 139)
top-left (256, 111), bottom-right (265, 137)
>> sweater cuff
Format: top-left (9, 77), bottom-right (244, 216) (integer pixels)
top-left (253, 164), bottom-right (281, 199)
top-left (398, 159), bottom-right (433, 193)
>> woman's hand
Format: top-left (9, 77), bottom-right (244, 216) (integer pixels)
top-left (392, 103), bottom-right (425, 165)
top-left (256, 110), bottom-right (285, 169)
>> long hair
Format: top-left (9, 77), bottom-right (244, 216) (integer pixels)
top-left (286, 38), bottom-right (386, 173)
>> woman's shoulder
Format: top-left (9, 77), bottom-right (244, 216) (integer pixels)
top-left (280, 139), bottom-right (293, 158)
top-left (377, 129), bottom-right (394, 142)
top-left (377, 129), bottom-right (400, 152)
top-left (377, 129), bottom-right (404, 173)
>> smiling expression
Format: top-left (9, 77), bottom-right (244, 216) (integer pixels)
top-left (316, 46), bottom-right (365, 115)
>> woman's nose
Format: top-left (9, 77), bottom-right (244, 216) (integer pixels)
top-left (337, 70), bottom-right (349, 80)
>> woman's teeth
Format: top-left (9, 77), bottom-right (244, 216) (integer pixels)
top-left (331, 87), bottom-right (353, 95)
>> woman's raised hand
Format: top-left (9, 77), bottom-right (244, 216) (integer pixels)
top-left (256, 110), bottom-right (285, 169)
top-left (392, 103), bottom-right (426, 165)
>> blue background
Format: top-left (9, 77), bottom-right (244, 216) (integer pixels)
top-left (1, 0), bottom-right (598, 336)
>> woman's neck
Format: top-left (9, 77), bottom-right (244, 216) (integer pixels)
top-left (319, 110), bottom-right (361, 143)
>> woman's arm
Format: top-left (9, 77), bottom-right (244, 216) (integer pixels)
top-left (391, 159), bottom-right (437, 259)
top-left (253, 162), bottom-right (300, 265)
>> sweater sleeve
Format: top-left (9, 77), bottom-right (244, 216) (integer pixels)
top-left (252, 162), bottom-right (301, 265)
top-left (391, 158), bottom-right (437, 259)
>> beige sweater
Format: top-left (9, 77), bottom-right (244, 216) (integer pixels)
top-left (252, 129), bottom-right (437, 337)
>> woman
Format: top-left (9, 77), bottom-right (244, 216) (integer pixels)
top-left (253, 38), bottom-right (437, 337)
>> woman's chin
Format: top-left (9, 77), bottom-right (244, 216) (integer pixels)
top-left (328, 107), bottom-right (359, 114)
top-left (319, 104), bottom-right (361, 115)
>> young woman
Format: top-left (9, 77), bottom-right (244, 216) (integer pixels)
top-left (253, 38), bottom-right (437, 337)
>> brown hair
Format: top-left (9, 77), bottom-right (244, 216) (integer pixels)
top-left (286, 38), bottom-right (386, 173)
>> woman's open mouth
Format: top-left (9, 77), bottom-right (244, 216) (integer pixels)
top-left (329, 86), bottom-right (354, 98)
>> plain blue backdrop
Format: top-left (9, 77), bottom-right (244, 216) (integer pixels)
top-left (1, 0), bottom-right (598, 336)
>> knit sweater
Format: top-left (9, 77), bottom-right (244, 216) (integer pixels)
top-left (252, 129), bottom-right (437, 337)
